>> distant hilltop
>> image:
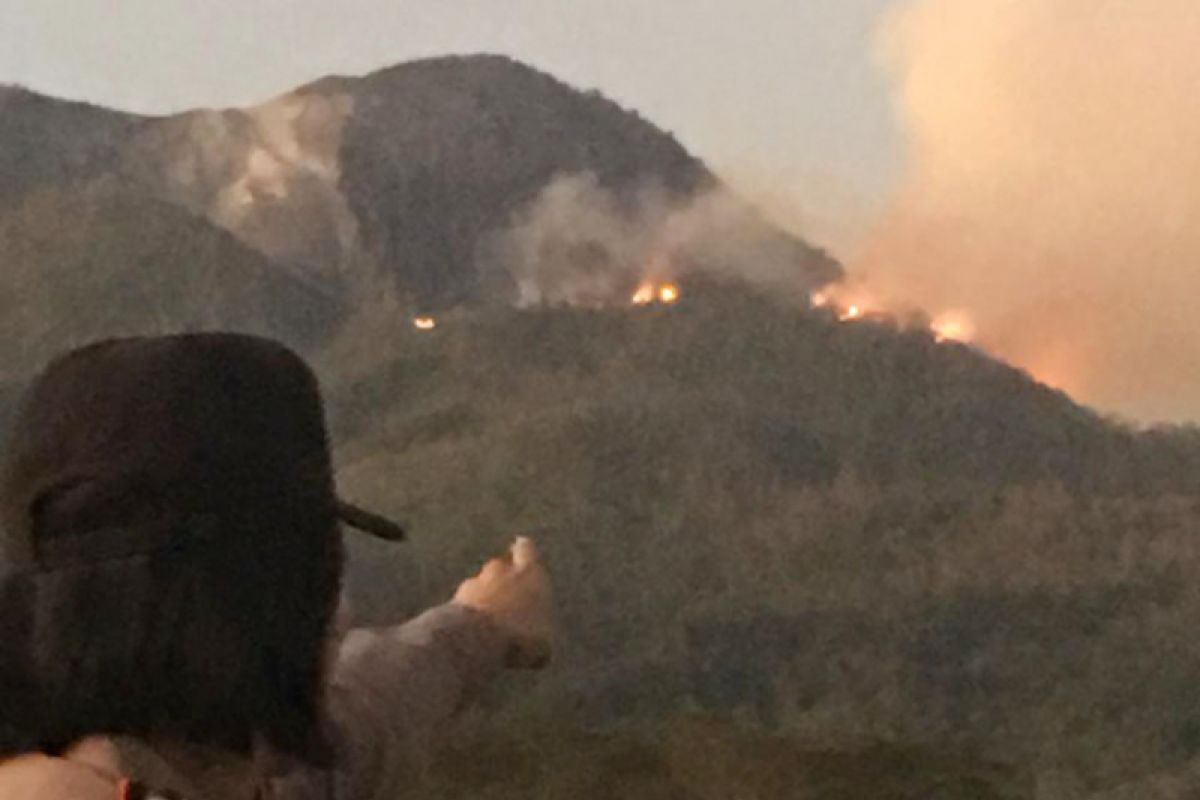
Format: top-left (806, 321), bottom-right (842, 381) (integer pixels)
top-left (0, 55), bottom-right (839, 334)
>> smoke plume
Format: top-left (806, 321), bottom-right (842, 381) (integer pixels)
top-left (483, 172), bottom-right (839, 307)
top-left (135, 90), bottom-right (359, 274)
top-left (860, 0), bottom-right (1200, 422)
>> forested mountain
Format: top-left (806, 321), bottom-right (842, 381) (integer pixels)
top-left (323, 279), bottom-right (1200, 797)
top-left (2, 55), bottom-right (838, 310)
top-left (0, 183), bottom-right (341, 380)
top-left (0, 86), bottom-right (138, 208)
top-left (3, 55), bottom-right (1200, 798)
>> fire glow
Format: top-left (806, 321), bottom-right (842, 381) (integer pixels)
top-left (632, 281), bottom-right (680, 306)
top-left (839, 304), bottom-right (864, 322)
top-left (931, 312), bottom-right (974, 344)
top-left (813, 289), bottom-right (976, 346)
top-left (413, 316), bottom-right (437, 331)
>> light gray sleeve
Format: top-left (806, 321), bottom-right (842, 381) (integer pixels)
top-left (319, 603), bottom-right (511, 800)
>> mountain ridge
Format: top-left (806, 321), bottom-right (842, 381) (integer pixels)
top-left (1, 55), bottom-right (840, 312)
top-left (4, 54), bottom-right (1200, 795)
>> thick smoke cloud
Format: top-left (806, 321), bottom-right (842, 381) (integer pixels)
top-left (483, 172), bottom-right (837, 307)
top-left (860, 0), bottom-right (1200, 422)
top-left (140, 91), bottom-right (359, 274)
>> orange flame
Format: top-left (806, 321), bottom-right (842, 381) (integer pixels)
top-left (931, 312), bottom-right (974, 344)
top-left (819, 285), bottom-right (976, 347)
top-left (631, 281), bottom-right (680, 306)
top-left (632, 283), bottom-right (656, 305)
top-left (413, 316), bottom-right (437, 331)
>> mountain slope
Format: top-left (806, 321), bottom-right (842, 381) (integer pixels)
top-left (0, 56), bottom-right (841, 308)
top-left (3, 56), bottom-right (1200, 794)
top-left (0, 86), bottom-right (144, 209)
top-left (0, 183), bottom-right (343, 380)
top-left (320, 280), bottom-right (1200, 788)
top-left (327, 55), bottom-right (725, 304)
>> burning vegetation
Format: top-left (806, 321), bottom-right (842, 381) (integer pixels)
top-left (930, 312), bottom-right (974, 344)
top-left (631, 280), bottom-right (681, 307)
top-left (812, 286), bottom-right (976, 346)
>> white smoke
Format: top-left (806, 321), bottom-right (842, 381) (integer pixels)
top-left (484, 172), bottom-right (838, 307)
top-left (144, 90), bottom-right (359, 273)
top-left (860, 0), bottom-right (1200, 422)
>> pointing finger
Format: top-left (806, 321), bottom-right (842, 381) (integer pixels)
top-left (511, 536), bottom-right (538, 569)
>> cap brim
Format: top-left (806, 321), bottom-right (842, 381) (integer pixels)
top-left (337, 500), bottom-right (405, 541)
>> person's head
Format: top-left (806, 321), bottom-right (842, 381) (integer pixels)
top-left (0, 334), bottom-right (401, 763)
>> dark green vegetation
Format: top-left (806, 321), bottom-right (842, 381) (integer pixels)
top-left (0, 86), bottom-right (137, 208)
top-left (0, 184), bottom-right (340, 378)
top-left (324, 283), bottom-right (1200, 798)
top-left (424, 716), bottom-right (1026, 799)
top-left (326, 56), bottom-right (718, 305)
top-left (4, 56), bottom-right (1200, 798)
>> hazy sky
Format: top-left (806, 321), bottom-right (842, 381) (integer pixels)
top-left (0, 0), bottom-right (902, 255)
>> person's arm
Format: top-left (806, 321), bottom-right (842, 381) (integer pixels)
top-left (319, 537), bottom-right (552, 799)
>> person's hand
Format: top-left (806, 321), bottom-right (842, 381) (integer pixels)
top-left (0, 753), bottom-right (119, 799)
top-left (454, 537), bottom-right (552, 669)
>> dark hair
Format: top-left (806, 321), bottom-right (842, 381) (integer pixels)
top-left (0, 334), bottom-right (346, 762)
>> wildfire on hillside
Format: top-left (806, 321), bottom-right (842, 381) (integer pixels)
top-left (930, 312), bottom-right (974, 344)
top-left (839, 304), bottom-right (864, 322)
top-left (413, 316), bottom-right (437, 331)
top-left (632, 281), bottom-right (680, 306)
top-left (814, 286), bottom-right (976, 346)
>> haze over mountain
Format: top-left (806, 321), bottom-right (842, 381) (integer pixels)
top-left (4, 54), bottom-right (1200, 798)
top-left (2, 55), bottom-right (838, 313)
top-left (860, 0), bottom-right (1200, 423)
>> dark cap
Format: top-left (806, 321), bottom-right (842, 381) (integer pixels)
top-left (1, 333), bottom-right (402, 569)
